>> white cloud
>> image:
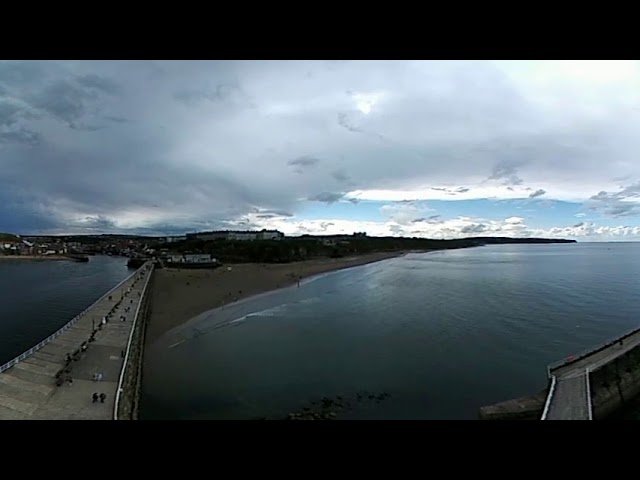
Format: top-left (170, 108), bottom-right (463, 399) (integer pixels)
top-left (246, 214), bottom-right (640, 242)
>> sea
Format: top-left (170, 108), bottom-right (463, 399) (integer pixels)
top-left (0, 255), bottom-right (131, 365)
top-left (139, 242), bottom-right (640, 420)
top-left (2, 244), bottom-right (640, 419)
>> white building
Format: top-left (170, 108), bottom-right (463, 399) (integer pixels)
top-left (227, 232), bottom-right (259, 241)
top-left (165, 235), bottom-right (187, 243)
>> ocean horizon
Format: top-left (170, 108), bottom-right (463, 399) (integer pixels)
top-left (2, 243), bottom-right (640, 419)
top-left (140, 242), bottom-right (640, 420)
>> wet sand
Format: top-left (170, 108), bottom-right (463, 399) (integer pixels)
top-left (146, 251), bottom-right (420, 344)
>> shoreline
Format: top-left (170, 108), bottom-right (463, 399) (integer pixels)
top-left (0, 255), bottom-right (75, 262)
top-left (146, 250), bottom-right (428, 344)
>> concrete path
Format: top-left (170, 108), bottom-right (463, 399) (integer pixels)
top-left (543, 327), bottom-right (640, 420)
top-left (0, 264), bottom-right (150, 420)
top-left (545, 374), bottom-right (589, 420)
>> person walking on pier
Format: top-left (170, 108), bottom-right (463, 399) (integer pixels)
top-left (99, 393), bottom-right (106, 403)
top-left (92, 393), bottom-right (98, 403)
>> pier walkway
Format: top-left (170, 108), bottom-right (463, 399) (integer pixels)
top-left (0, 262), bottom-right (152, 420)
top-left (542, 325), bottom-right (640, 420)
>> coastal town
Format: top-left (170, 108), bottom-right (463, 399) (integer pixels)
top-left (1, 229), bottom-right (576, 267)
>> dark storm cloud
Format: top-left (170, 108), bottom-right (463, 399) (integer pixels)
top-left (287, 156), bottom-right (320, 168)
top-left (252, 208), bottom-right (294, 218)
top-left (488, 159), bottom-right (524, 186)
top-left (337, 112), bottom-right (361, 133)
top-left (529, 189), bottom-right (546, 198)
top-left (28, 80), bottom-right (97, 124)
top-left (588, 183), bottom-right (640, 217)
top-left (174, 82), bottom-right (255, 109)
top-left (0, 128), bottom-right (41, 146)
top-left (460, 223), bottom-right (488, 234)
top-left (412, 214), bottom-right (441, 224)
top-left (331, 170), bottom-right (351, 183)
top-left (104, 115), bottom-right (127, 123)
top-left (308, 192), bottom-right (347, 204)
top-left (76, 74), bottom-right (121, 95)
top-left (2, 60), bottom-right (640, 236)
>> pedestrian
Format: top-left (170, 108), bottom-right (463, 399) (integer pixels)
top-left (97, 373), bottom-right (103, 381)
top-left (92, 373), bottom-right (97, 381)
top-left (92, 393), bottom-right (98, 403)
top-left (102, 317), bottom-right (106, 325)
top-left (99, 393), bottom-right (106, 403)
top-left (121, 349), bottom-right (125, 358)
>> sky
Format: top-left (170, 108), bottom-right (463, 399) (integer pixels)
top-left (2, 60), bottom-right (640, 241)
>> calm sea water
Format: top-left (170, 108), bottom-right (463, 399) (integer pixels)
top-left (140, 242), bottom-right (640, 420)
top-left (0, 255), bottom-right (131, 365)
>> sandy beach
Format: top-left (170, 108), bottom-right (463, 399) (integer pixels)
top-left (146, 251), bottom-right (420, 344)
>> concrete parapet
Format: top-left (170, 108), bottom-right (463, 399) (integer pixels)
top-left (114, 266), bottom-right (154, 420)
top-left (589, 345), bottom-right (640, 420)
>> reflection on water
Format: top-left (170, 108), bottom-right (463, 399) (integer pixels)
top-left (141, 243), bottom-right (640, 420)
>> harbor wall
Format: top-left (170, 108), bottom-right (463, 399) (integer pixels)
top-left (114, 264), bottom-right (154, 420)
top-left (480, 342), bottom-right (640, 420)
top-left (478, 389), bottom-right (547, 420)
top-left (589, 344), bottom-right (640, 420)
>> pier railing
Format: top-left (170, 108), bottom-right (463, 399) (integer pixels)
top-left (114, 262), bottom-right (154, 420)
top-left (547, 324), bottom-right (640, 374)
top-left (0, 263), bottom-right (146, 374)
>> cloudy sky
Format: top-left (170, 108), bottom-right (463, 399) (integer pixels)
top-left (2, 60), bottom-right (640, 241)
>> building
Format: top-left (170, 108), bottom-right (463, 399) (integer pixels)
top-left (227, 231), bottom-right (259, 241)
top-left (167, 254), bottom-right (216, 263)
top-left (187, 229), bottom-right (284, 242)
top-left (256, 229), bottom-right (285, 241)
top-left (165, 235), bottom-right (187, 243)
top-left (187, 231), bottom-right (229, 241)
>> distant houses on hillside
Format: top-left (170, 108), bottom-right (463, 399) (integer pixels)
top-left (186, 229), bottom-right (285, 242)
